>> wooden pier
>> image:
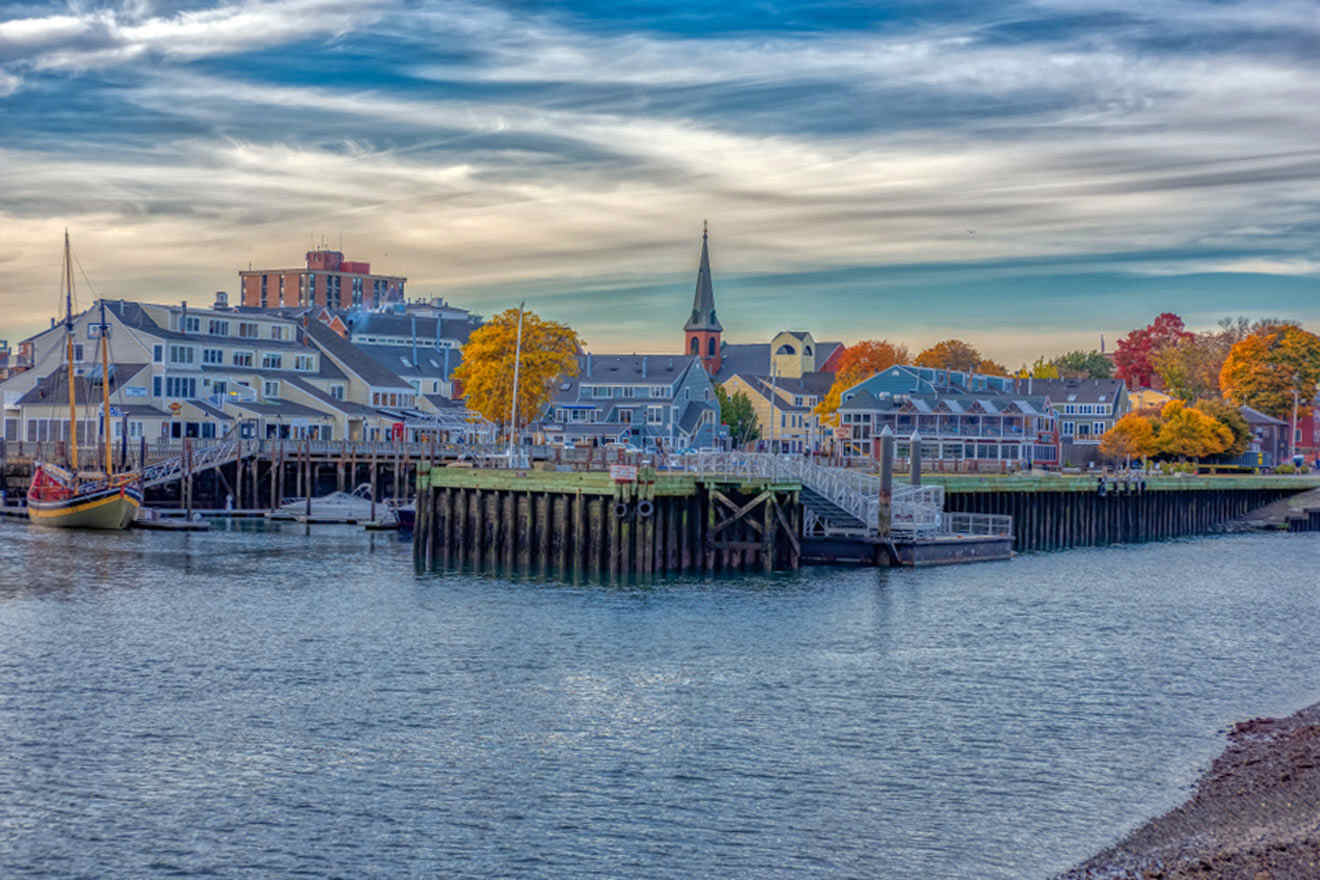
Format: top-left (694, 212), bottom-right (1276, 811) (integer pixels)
top-left (932, 475), bottom-right (1320, 552)
top-left (411, 464), bottom-right (802, 579)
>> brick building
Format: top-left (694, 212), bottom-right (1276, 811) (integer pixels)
top-left (239, 249), bottom-right (405, 310)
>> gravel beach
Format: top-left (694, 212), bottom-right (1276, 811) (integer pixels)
top-left (1060, 702), bottom-right (1320, 879)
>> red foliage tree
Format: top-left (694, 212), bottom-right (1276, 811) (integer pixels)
top-left (1113, 313), bottom-right (1192, 389)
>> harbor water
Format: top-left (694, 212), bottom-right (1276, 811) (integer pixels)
top-left (1, 521), bottom-right (1318, 878)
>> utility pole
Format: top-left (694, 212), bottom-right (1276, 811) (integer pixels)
top-left (507, 301), bottom-right (526, 465)
top-left (1290, 382), bottom-right (1300, 462)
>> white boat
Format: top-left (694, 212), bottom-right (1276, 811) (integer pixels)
top-left (275, 483), bottom-right (394, 523)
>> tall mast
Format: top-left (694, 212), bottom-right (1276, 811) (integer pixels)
top-left (100, 298), bottom-right (113, 476)
top-left (65, 230), bottom-right (79, 473)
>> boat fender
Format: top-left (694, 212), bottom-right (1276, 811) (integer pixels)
top-left (613, 501), bottom-right (631, 519)
top-left (636, 499), bottom-right (654, 519)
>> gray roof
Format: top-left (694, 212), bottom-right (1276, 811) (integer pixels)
top-left (1021, 378), bottom-right (1125, 404)
top-left (356, 343), bottom-right (458, 381)
top-left (112, 404), bottom-right (171, 418)
top-left (712, 343), bottom-right (770, 383)
top-left (683, 227), bottom-right (722, 333)
top-left (678, 402), bottom-right (706, 434)
top-left (17, 363), bottom-right (149, 406)
top-left (740, 371), bottom-right (834, 397)
top-left (553, 354), bottom-right (697, 402)
top-left (227, 399), bottom-right (335, 419)
top-left (1240, 405), bottom-right (1287, 426)
top-left (304, 320), bottom-right (413, 390)
top-left (283, 375), bottom-right (379, 416)
top-left (105, 300), bottom-right (307, 349)
top-left (839, 391), bottom-right (1053, 415)
top-left (188, 399), bottom-right (234, 420)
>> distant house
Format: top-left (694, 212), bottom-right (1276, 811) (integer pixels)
top-left (1239, 406), bottom-right (1290, 468)
top-left (1021, 378), bottom-right (1129, 467)
top-left (716, 330), bottom-right (843, 451)
top-left (541, 353), bottom-right (723, 450)
top-left (836, 365), bottom-right (1060, 467)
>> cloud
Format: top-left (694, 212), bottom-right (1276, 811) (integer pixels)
top-left (1, 0), bottom-right (1318, 350)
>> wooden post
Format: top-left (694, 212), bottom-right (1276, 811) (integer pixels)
top-left (304, 440), bottom-right (312, 517)
top-left (589, 496), bottom-right (604, 580)
top-left (393, 439), bottom-right (401, 503)
top-left (877, 426), bottom-right (894, 539)
top-left (268, 448), bottom-right (277, 512)
top-left (183, 436), bottom-right (193, 518)
top-left (370, 446), bottom-right (378, 522)
top-left (762, 493), bottom-right (775, 573)
top-left (276, 440), bottom-right (285, 508)
top-left (909, 430), bottom-right (922, 487)
top-left (537, 492), bottom-right (551, 577)
top-left (704, 485), bottom-right (716, 572)
top-left (572, 490), bottom-right (584, 581)
top-left (337, 442), bottom-right (345, 492)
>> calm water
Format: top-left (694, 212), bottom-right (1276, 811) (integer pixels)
top-left (1, 520), bottom-right (1318, 879)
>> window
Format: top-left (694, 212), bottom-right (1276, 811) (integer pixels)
top-left (794, 396), bottom-right (803, 407)
top-left (689, 338), bottom-right (699, 355)
top-left (330, 385), bottom-right (344, 400)
top-left (262, 353), bottom-right (282, 369)
top-left (647, 406), bottom-right (663, 425)
top-left (618, 409), bottom-right (632, 424)
top-left (153, 344), bottom-right (163, 363)
top-left (71, 343), bottom-right (85, 362)
top-left (592, 386), bottom-right (612, 399)
top-left (164, 377), bottom-right (197, 398)
top-left (183, 316), bottom-right (200, 333)
top-left (153, 376), bottom-right (162, 396)
top-left (232, 351), bottom-right (253, 367)
top-left (238, 322), bottom-right (259, 338)
top-left (294, 355), bottom-right (314, 372)
top-left (1062, 421), bottom-right (1075, 436)
top-left (213, 381), bottom-right (227, 395)
top-left (263, 380), bottom-right (280, 398)
top-left (1076, 422), bottom-right (1092, 437)
top-left (650, 385), bottom-right (667, 398)
top-left (707, 337), bottom-right (716, 357)
top-left (271, 325), bottom-right (285, 340)
top-left (621, 386), bottom-right (635, 398)
top-left (203, 348), bottom-right (224, 364)
top-left (209, 319), bottom-right (229, 336)
top-left (1093, 421), bottom-right (1106, 435)
top-left (168, 345), bottom-right (195, 364)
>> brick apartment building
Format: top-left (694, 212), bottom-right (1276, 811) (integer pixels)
top-left (239, 249), bottom-right (406, 310)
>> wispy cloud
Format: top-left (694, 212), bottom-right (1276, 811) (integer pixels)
top-left (1, 0), bottom-right (1318, 362)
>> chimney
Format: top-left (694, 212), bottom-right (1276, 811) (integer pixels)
top-left (411, 315), bottom-right (418, 369)
top-left (585, 353), bottom-right (592, 377)
top-left (642, 356), bottom-right (648, 378)
top-left (214, 291), bottom-right (229, 310)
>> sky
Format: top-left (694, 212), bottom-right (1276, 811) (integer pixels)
top-left (1, 0), bottom-right (1317, 366)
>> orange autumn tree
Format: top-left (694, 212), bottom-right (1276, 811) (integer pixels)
top-left (814, 339), bottom-right (910, 425)
top-left (914, 338), bottom-right (983, 372)
top-left (1219, 324), bottom-right (1320, 420)
top-left (1156, 400), bottom-right (1234, 460)
top-left (453, 307), bottom-right (582, 428)
top-left (1098, 413), bottom-right (1158, 464)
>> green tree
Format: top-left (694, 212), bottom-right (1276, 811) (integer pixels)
top-left (1051, 350), bottom-right (1114, 379)
top-left (715, 386), bottom-right (761, 447)
top-left (1192, 398), bottom-right (1250, 457)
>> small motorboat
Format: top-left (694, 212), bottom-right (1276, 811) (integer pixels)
top-left (276, 483), bottom-right (394, 523)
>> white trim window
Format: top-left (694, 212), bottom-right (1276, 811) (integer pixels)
top-left (262, 380), bottom-right (280, 398)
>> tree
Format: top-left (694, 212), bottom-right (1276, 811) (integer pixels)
top-left (976, 359), bottom-right (1010, 377)
top-left (1193, 397), bottom-right (1250, 457)
top-left (1098, 413), bottom-right (1158, 463)
top-left (1114, 313), bottom-right (1192, 389)
top-left (715, 386), bottom-right (760, 447)
top-left (1051, 350), bottom-right (1113, 379)
top-left (1152, 333), bottom-right (1230, 402)
top-left (1016, 357), bottom-right (1060, 379)
top-left (1156, 400), bottom-right (1233, 460)
top-left (915, 339), bottom-right (982, 372)
top-left (814, 339), bottom-right (909, 425)
top-left (1219, 324), bottom-right (1320, 421)
top-left (452, 307), bottom-right (582, 428)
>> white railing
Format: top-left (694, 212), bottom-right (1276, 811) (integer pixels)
top-left (662, 451), bottom-right (959, 539)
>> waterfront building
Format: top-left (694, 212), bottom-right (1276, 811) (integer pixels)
top-left (836, 365), bottom-right (1060, 467)
top-left (541, 353), bottom-right (723, 450)
top-left (239, 248), bottom-right (406, 310)
top-left (336, 303), bottom-right (481, 399)
top-left (1022, 377), bottom-right (1129, 467)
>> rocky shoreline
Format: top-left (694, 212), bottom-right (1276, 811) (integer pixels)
top-left (1060, 702), bottom-right (1320, 880)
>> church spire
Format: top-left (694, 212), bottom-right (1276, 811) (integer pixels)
top-left (685, 221), bottom-right (722, 333)
top-left (683, 222), bottom-right (723, 376)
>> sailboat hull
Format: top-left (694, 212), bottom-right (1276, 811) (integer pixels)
top-left (28, 485), bottom-right (142, 530)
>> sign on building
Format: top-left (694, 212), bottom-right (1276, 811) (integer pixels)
top-left (610, 464), bottom-right (638, 483)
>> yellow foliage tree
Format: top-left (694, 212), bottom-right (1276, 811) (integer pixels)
top-left (1015, 357), bottom-right (1060, 379)
top-left (452, 307), bottom-right (582, 428)
top-left (1098, 413), bottom-right (1158, 463)
top-left (814, 339), bottom-right (909, 426)
top-left (1156, 400), bottom-right (1234, 460)
top-left (976, 358), bottom-right (1011, 377)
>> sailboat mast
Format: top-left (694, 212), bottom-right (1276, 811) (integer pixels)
top-left (64, 230), bottom-right (79, 473)
top-left (100, 299), bottom-right (113, 476)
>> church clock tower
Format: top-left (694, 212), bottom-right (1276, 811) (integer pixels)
top-left (683, 222), bottom-right (723, 376)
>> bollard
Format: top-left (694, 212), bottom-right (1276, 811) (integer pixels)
top-left (909, 430), bottom-right (922, 487)
top-left (877, 426), bottom-right (894, 538)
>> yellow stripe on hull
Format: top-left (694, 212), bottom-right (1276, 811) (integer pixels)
top-left (28, 491), bottom-right (141, 530)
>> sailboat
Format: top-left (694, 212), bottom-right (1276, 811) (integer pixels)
top-left (27, 232), bottom-right (143, 529)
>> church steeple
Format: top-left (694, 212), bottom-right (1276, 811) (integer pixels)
top-left (683, 222), bottom-right (723, 375)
